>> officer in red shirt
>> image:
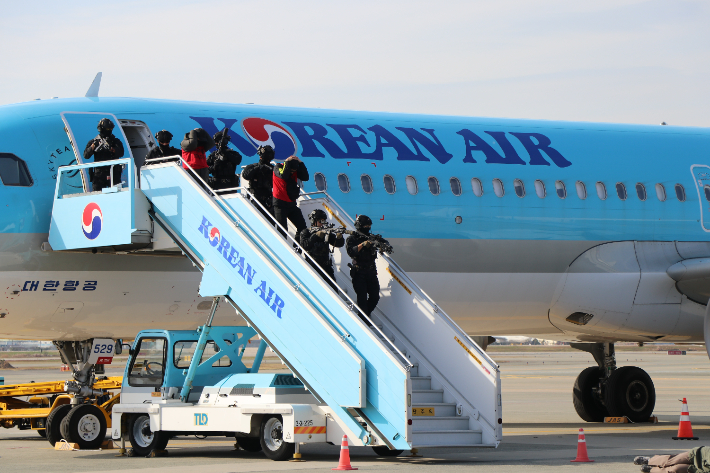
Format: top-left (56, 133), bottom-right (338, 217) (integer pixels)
top-left (272, 155), bottom-right (309, 236)
top-left (180, 128), bottom-right (215, 184)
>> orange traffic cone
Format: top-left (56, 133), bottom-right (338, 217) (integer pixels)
top-left (673, 398), bottom-right (699, 440)
top-left (570, 428), bottom-right (594, 462)
top-left (332, 435), bottom-right (357, 470)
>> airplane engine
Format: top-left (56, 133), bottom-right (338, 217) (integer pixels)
top-left (549, 241), bottom-right (704, 343)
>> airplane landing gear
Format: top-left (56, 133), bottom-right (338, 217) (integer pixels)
top-left (49, 339), bottom-right (116, 446)
top-left (571, 342), bottom-right (655, 423)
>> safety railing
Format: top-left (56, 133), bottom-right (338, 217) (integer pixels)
top-left (55, 157), bottom-right (134, 199)
top-left (142, 158), bottom-right (411, 371)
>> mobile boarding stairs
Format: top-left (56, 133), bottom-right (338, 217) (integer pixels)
top-left (47, 156), bottom-right (502, 451)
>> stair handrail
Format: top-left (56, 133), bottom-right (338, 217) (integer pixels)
top-left (382, 255), bottom-right (499, 372)
top-left (300, 189), bottom-right (498, 371)
top-left (142, 159), bottom-right (412, 370)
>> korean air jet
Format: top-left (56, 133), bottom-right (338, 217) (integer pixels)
top-left (0, 75), bottom-right (708, 426)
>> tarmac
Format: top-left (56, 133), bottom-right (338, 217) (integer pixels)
top-left (1, 348), bottom-right (708, 473)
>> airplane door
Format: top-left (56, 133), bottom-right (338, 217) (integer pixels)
top-left (61, 112), bottom-right (134, 193)
top-left (690, 165), bottom-right (710, 232)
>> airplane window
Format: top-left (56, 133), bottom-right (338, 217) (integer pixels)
top-left (450, 177), bottom-right (462, 196)
top-left (314, 172), bottom-right (327, 191)
top-left (428, 177), bottom-right (440, 195)
top-left (0, 153), bottom-right (33, 187)
top-left (361, 174), bottom-right (373, 194)
top-left (655, 183), bottom-right (666, 201)
top-left (636, 183), bottom-right (647, 201)
top-left (704, 185), bottom-right (710, 202)
top-left (596, 182), bottom-right (607, 200)
top-left (675, 184), bottom-right (686, 202)
top-left (514, 179), bottom-right (525, 198)
top-left (406, 175), bottom-right (418, 195)
top-left (555, 181), bottom-right (566, 199)
top-left (575, 181), bottom-right (587, 199)
top-left (534, 180), bottom-right (546, 198)
top-left (383, 175), bottom-right (395, 194)
top-left (471, 178), bottom-right (483, 197)
top-left (492, 178), bottom-right (504, 197)
top-left (616, 182), bottom-right (627, 200)
top-left (337, 173), bottom-right (350, 193)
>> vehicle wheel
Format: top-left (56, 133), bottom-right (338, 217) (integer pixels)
top-left (45, 404), bottom-right (72, 446)
top-left (372, 446), bottom-right (403, 456)
top-left (128, 414), bottom-right (169, 457)
top-left (60, 412), bottom-right (71, 440)
top-left (605, 366), bottom-right (655, 423)
top-left (63, 404), bottom-right (107, 450)
top-left (259, 415), bottom-right (294, 461)
top-left (573, 366), bottom-right (609, 422)
top-left (236, 436), bottom-right (262, 452)
top-left (37, 428), bottom-right (47, 438)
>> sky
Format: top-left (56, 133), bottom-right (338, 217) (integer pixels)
top-left (1, 0), bottom-right (709, 126)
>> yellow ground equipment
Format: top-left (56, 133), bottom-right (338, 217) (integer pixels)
top-left (0, 377), bottom-right (121, 448)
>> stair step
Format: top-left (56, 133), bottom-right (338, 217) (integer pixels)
top-left (412, 416), bottom-right (470, 431)
top-left (411, 429), bottom-right (483, 447)
top-left (411, 376), bottom-right (431, 390)
top-left (412, 402), bottom-right (456, 417)
top-left (412, 389), bottom-right (444, 403)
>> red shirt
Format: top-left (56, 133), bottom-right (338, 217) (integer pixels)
top-left (182, 146), bottom-right (207, 170)
top-left (273, 163), bottom-right (298, 202)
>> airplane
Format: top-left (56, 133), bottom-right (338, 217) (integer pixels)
top-left (0, 74), bottom-right (708, 423)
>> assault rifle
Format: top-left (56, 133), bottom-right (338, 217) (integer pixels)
top-left (316, 223), bottom-right (393, 254)
top-left (362, 232), bottom-right (394, 255)
top-left (317, 222), bottom-right (356, 238)
top-left (94, 136), bottom-right (113, 153)
top-left (215, 127), bottom-right (230, 160)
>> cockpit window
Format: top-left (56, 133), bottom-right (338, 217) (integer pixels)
top-left (0, 154), bottom-right (33, 186)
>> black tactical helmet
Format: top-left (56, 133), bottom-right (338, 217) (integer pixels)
top-left (309, 209), bottom-right (327, 225)
top-left (155, 130), bottom-right (173, 143)
top-left (97, 118), bottom-right (115, 131)
top-left (213, 128), bottom-right (232, 143)
top-left (257, 145), bottom-right (275, 160)
top-left (354, 215), bottom-right (372, 231)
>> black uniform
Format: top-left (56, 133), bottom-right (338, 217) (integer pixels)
top-left (207, 143), bottom-right (242, 190)
top-left (145, 143), bottom-right (181, 164)
top-left (242, 161), bottom-right (274, 211)
top-left (84, 133), bottom-right (125, 191)
top-left (299, 227), bottom-right (345, 290)
top-left (346, 230), bottom-right (380, 321)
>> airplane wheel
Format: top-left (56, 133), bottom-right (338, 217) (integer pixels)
top-left (605, 366), bottom-right (655, 423)
top-left (63, 404), bottom-right (107, 450)
top-left (37, 428), bottom-right (47, 438)
top-left (45, 404), bottom-right (72, 446)
top-left (572, 367), bottom-right (608, 422)
top-left (128, 414), bottom-right (169, 457)
top-left (372, 446), bottom-right (404, 456)
top-left (260, 415), bottom-right (294, 461)
top-left (236, 436), bottom-right (262, 452)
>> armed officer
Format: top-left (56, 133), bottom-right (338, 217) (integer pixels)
top-left (207, 128), bottom-right (242, 190)
top-left (273, 155), bottom-right (309, 236)
top-left (241, 145), bottom-right (274, 217)
top-left (145, 130), bottom-right (181, 164)
top-left (83, 118), bottom-right (125, 191)
top-left (298, 209), bottom-right (345, 290)
top-left (346, 215), bottom-right (390, 324)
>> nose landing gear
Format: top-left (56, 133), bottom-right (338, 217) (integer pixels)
top-left (571, 343), bottom-right (655, 423)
